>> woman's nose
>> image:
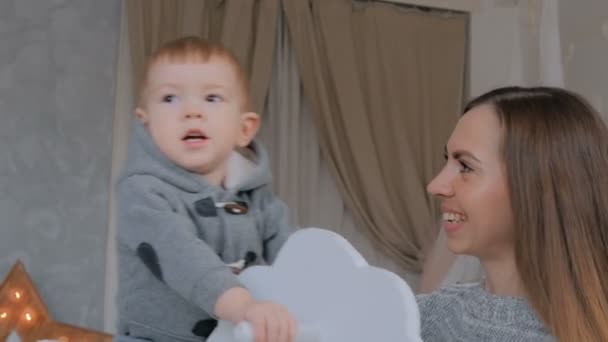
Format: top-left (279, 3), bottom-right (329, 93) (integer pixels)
top-left (427, 168), bottom-right (454, 198)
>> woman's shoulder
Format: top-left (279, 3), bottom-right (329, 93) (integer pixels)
top-left (416, 282), bottom-right (552, 341)
top-left (417, 281), bottom-right (534, 318)
top-left (416, 282), bottom-right (482, 308)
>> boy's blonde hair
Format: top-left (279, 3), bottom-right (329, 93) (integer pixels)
top-left (138, 36), bottom-right (251, 111)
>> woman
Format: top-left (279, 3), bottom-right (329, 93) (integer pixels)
top-left (418, 86), bottom-right (608, 341)
top-left (417, 225), bottom-right (483, 293)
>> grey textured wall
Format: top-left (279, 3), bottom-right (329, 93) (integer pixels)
top-left (0, 0), bottom-right (120, 331)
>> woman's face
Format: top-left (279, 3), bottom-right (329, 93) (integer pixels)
top-left (427, 104), bottom-right (514, 260)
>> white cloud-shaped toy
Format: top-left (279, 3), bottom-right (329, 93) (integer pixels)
top-left (208, 228), bottom-right (422, 342)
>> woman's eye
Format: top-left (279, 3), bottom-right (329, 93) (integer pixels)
top-left (162, 94), bottom-right (176, 103)
top-left (206, 94), bottom-right (223, 103)
top-left (458, 160), bottom-right (473, 173)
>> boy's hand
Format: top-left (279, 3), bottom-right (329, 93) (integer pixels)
top-left (215, 287), bottom-right (297, 342)
top-left (243, 301), bottom-right (297, 342)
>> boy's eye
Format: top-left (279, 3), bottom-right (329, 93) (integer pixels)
top-left (206, 94), bottom-right (223, 103)
top-left (162, 94), bottom-right (176, 103)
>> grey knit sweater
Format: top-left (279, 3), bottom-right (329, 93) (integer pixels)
top-left (416, 283), bottom-right (554, 341)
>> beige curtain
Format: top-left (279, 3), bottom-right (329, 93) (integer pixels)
top-left (110, 3), bottom-right (135, 203)
top-left (104, 1), bottom-right (135, 332)
top-left (259, 11), bottom-right (417, 283)
top-left (283, 0), bottom-right (467, 272)
top-left (125, 0), bottom-right (279, 114)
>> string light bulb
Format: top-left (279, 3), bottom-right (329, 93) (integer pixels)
top-left (24, 311), bottom-right (32, 321)
top-left (0, 312), bottom-right (7, 319)
top-left (14, 291), bottom-right (21, 300)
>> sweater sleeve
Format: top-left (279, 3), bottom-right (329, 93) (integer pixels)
top-left (116, 177), bottom-right (242, 316)
top-left (260, 195), bottom-right (295, 263)
top-left (416, 293), bottom-right (442, 341)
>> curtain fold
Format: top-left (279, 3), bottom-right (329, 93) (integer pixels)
top-left (260, 10), bottom-right (417, 282)
top-left (104, 1), bottom-right (135, 332)
top-left (283, 0), bottom-right (467, 272)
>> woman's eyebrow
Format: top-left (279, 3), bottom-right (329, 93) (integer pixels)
top-left (444, 146), bottom-right (481, 163)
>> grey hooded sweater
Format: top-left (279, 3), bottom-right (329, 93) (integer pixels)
top-left (115, 122), bottom-right (293, 342)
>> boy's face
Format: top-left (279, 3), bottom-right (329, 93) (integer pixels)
top-left (136, 57), bottom-right (259, 185)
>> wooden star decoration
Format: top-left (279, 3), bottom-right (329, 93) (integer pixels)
top-left (0, 260), bottom-right (112, 342)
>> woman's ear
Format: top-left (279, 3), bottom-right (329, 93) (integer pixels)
top-left (237, 112), bottom-right (260, 147)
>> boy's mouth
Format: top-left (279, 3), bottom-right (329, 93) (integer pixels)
top-left (182, 129), bottom-right (208, 142)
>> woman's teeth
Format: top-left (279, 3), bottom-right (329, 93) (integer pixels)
top-left (443, 212), bottom-right (466, 223)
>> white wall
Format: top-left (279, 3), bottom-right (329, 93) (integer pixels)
top-left (559, 0), bottom-right (608, 119)
top-left (469, 0), bottom-right (564, 97)
top-left (469, 0), bottom-right (608, 117)
top-left (469, 1), bottom-right (526, 97)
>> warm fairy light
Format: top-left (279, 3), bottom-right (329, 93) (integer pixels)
top-left (14, 291), bottom-right (21, 299)
top-left (25, 312), bottom-right (32, 321)
top-left (0, 312), bottom-right (7, 319)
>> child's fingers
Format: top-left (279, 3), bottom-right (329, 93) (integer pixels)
top-left (250, 316), bottom-right (266, 342)
top-left (276, 306), bottom-right (295, 342)
top-left (270, 306), bottom-right (285, 342)
top-left (276, 309), bottom-right (288, 342)
top-left (264, 305), bottom-right (289, 342)
top-left (287, 313), bottom-right (297, 342)
top-left (247, 302), bottom-right (296, 342)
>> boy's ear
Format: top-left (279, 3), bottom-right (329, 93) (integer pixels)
top-left (135, 107), bottom-right (149, 125)
top-left (237, 112), bottom-right (260, 147)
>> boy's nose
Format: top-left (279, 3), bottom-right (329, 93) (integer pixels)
top-left (184, 111), bottom-right (204, 119)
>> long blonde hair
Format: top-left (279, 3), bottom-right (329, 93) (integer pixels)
top-left (465, 87), bottom-right (608, 341)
